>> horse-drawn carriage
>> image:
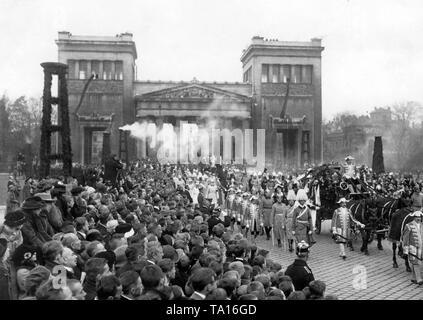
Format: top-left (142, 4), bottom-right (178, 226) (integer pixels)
top-left (308, 164), bottom-right (413, 263)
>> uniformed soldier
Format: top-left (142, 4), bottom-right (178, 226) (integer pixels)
top-left (285, 190), bottom-right (297, 252)
top-left (239, 192), bottom-right (250, 237)
top-left (402, 211), bottom-right (423, 285)
top-left (292, 189), bottom-right (313, 246)
top-left (271, 194), bottom-right (288, 248)
top-left (285, 241), bottom-right (315, 291)
top-left (225, 188), bottom-right (236, 231)
top-left (247, 195), bottom-right (262, 241)
top-left (261, 189), bottom-right (274, 240)
top-left (331, 198), bottom-right (365, 260)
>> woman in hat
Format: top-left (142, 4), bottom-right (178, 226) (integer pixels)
top-left (292, 189), bottom-right (313, 246)
top-left (285, 190), bottom-right (297, 252)
top-left (331, 198), bottom-right (364, 260)
top-left (11, 244), bottom-right (42, 299)
top-left (21, 196), bottom-right (54, 248)
top-left (402, 211), bottom-right (423, 285)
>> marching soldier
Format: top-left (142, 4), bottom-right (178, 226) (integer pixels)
top-left (292, 189), bottom-right (313, 245)
top-left (225, 188), bottom-right (236, 231)
top-left (233, 189), bottom-right (243, 231)
top-left (271, 194), bottom-right (288, 248)
top-left (247, 195), bottom-right (262, 241)
top-left (331, 198), bottom-right (365, 260)
top-left (261, 189), bottom-right (274, 241)
top-left (402, 211), bottom-right (423, 285)
top-left (239, 192), bottom-right (250, 236)
top-left (286, 190), bottom-right (297, 252)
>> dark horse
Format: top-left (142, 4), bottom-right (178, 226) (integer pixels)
top-left (346, 196), bottom-right (409, 255)
top-left (388, 203), bottom-right (413, 272)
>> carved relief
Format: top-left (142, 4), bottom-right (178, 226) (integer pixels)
top-left (152, 87), bottom-right (214, 99)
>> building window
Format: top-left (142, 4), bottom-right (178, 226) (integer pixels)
top-left (261, 64), bottom-right (269, 83)
top-left (302, 65), bottom-right (312, 84)
top-left (291, 65), bottom-right (302, 83)
top-left (91, 60), bottom-right (101, 78)
top-left (67, 60), bottom-right (76, 79)
top-left (271, 65), bottom-right (279, 83)
top-left (280, 65), bottom-right (290, 83)
top-left (243, 67), bottom-right (252, 83)
top-left (79, 60), bottom-right (88, 80)
top-left (115, 61), bottom-right (123, 80)
top-left (103, 61), bottom-right (113, 80)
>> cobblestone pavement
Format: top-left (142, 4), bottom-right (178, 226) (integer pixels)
top-left (253, 221), bottom-right (423, 300)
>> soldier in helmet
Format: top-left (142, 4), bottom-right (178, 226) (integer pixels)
top-left (292, 189), bottom-right (313, 245)
top-left (285, 241), bottom-right (315, 291)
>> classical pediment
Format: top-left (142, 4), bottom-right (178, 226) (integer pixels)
top-left (135, 83), bottom-right (251, 102)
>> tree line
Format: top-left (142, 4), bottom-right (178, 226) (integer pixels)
top-left (0, 94), bottom-right (42, 169)
top-left (323, 101), bottom-right (423, 171)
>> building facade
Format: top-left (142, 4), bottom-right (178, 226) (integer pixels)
top-left (56, 32), bottom-right (324, 169)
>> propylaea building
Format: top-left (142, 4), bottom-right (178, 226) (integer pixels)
top-left (55, 32), bottom-right (324, 170)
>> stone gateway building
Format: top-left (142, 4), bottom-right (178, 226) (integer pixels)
top-left (56, 32), bottom-right (324, 169)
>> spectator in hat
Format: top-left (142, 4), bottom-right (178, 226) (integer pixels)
top-left (284, 241), bottom-right (314, 290)
top-left (51, 183), bottom-right (71, 222)
top-left (104, 154), bottom-right (123, 187)
top-left (21, 196), bottom-right (54, 248)
top-left (34, 192), bottom-right (63, 233)
top-left (0, 209), bottom-right (25, 257)
top-left (71, 186), bottom-right (87, 219)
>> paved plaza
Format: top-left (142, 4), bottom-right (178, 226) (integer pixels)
top-left (255, 222), bottom-right (423, 300)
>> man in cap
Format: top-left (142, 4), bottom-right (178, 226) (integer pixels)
top-left (34, 192), bottom-right (62, 233)
top-left (284, 241), bottom-right (314, 291)
top-left (70, 186), bottom-right (87, 219)
top-left (331, 198), bottom-right (365, 260)
top-left (402, 211), bottom-right (423, 285)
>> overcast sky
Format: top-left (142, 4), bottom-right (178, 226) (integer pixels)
top-left (1, 0), bottom-right (422, 118)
